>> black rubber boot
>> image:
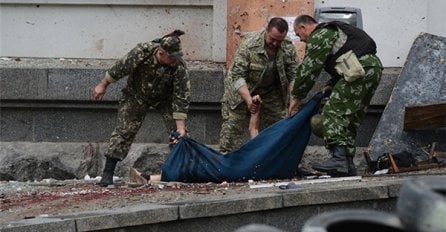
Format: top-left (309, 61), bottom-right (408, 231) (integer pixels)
top-left (97, 157), bottom-right (119, 187)
top-left (312, 145), bottom-right (348, 175)
top-left (346, 155), bottom-right (357, 176)
top-left (327, 155), bottom-right (357, 177)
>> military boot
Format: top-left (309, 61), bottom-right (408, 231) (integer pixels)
top-left (346, 155), bottom-right (357, 176)
top-left (312, 145), bottom-right (348, 175)
top-left (97, 157), bottom-right (119, 187)
top-left (327, 155), bottom-right (357, 177)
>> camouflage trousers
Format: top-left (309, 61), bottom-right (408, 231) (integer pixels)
top-left (322, 54), bottom-right (383, 156)
top-left (219, 88), bottom-right (286, 152)
top-left (105, 95), bottom-right (176, 161)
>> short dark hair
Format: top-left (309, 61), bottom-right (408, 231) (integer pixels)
top-left (267, 17), bottom-right (288, 33)
top-left (294, 15), bottom-right (318, 26)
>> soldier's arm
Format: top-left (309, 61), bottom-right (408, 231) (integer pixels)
top-left (107, 43), bottom-right (151, 83)
top-left (93, 76), bottom-right (111, 101)
top-left (283, 41), bottom-right (299, 103)
top-left (291, 28), bottom-right (337, 100)
top-left (93, 43), bottom-right (150, 101)
top-left (229, 42), bottom-right (251, 95)
top-left (284, 41), bottom-right (300, 84)
top-left (171, 64), bottom-right (190, 121)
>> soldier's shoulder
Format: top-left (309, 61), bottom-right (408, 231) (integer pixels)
top-left (173, 59), bottom-right (188, 74)
top-left (178, 59), bottom-right (187, 69)
top-left (316, 26), bottom-right (337, 36)
top-left (135, 42), bottom-right (158, 52)
top-left (282, 37), bottom-right (295, 47)
top-left (239, 31), bottom-right (263, 48)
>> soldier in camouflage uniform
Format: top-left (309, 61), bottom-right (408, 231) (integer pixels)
top-left (93, 30), bottom-right (190, 187)
top-left (289, 15), bottom-right (383, 176)
top-left (219, 17), bottom-right (299, 152)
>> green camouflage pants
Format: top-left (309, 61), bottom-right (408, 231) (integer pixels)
top-left (322, 54), bottom-right (383, 156)
top-left (219, 88), bottom-right (286, 152)
top-left (105, 95), bottom-right (175, 160)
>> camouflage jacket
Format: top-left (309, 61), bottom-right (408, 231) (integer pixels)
top-left (291, 25), bottom-right (381, 100)
top-left (291, 26), bottom-right (338, 100)
top-left (224, 30), bottom-right (299, 109)
top-left (105, 42), bottom-right (190, 120)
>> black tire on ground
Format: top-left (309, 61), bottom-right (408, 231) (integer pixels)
top-left (302, 209), bottom-right (405, 232)
top-left (396, 176), bottom-right (446, 232)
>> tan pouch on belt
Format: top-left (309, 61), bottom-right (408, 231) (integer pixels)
top-left (334, 50), bottom-right (365, 82)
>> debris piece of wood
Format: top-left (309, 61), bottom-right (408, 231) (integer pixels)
top-left (364, 142), bottom-right (446, 174)
top-left (404, 102), bottom-right (446, 131)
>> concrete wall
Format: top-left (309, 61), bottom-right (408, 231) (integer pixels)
top-left (315, 0), bottom-right (446, 67)
top-left (0, 57), bottom-right (399, 145)
top-left (0, 0), bottom-right (227, 62)
top-left (0, 59), bottom-right (226, 144)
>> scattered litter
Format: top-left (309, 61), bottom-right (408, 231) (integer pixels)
top-left (365, 142), bottom-right (446, 174)
top-left (319, 175), bottom-right (331, 179)
top-left (304, 175), bottom-right (331, 180)
top-left (279, 182), bottom-right (302, 190)
top-left (374, 169), bottom-right (389, 175)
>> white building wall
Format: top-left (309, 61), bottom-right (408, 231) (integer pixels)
top-left (0, 0), bottom-right (445, 66)
top-left (0, 0), bottom-right (227, 61)
top-left (315, 0), bottom-right (446, 67)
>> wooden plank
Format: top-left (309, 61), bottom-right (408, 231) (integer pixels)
top-left (404, 102), bottom-right (446, 130)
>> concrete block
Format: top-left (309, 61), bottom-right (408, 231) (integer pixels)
top-left (370, 68), bottom-right (399, 106)
top-left (0, 218), bottom-right (76, 232)
top-left (388, 183), bottom-right (403, 198)
top-left (187, 111), bottom-right (223, 144)
top-left (189, 69), bottom-right (224, 103)
top-left (47, 69), bottom-right (109, 101)
top-left (0, 68), bottom-right (47, 99)
top-left (74, 204), bottom-right (178, 231)
top-left (177, 193), bottom-right (282, 219)
top-left (369, 33), bottom-right (446, 160)
top-left (0, 109), bottom-right (34, 141)
top-left (283, 184), bottom-right (389, 207)
top-left (32, 109), bottom-right (115, 142)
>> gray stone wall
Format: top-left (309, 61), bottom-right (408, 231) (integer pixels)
top-left (0, 58), bottom-right (399, 145)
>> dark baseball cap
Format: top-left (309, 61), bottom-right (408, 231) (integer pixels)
top-left (160, 36), bottom-right (183, 57)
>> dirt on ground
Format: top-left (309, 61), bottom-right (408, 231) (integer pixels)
top-left (2, 168), bottom-right (445, 225)
top-left (0, 177), bottom-right (287, 224)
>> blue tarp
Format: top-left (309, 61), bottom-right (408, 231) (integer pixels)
top-left (161, 92), bottom-right (327, 183)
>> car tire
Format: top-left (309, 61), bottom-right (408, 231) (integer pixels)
top-left (302, 209), bottom-right (405, 232)
top-left (396, 176), bottom-right (446, 232)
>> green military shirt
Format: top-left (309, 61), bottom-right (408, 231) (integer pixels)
top-left (291, 26), bottom-right (338, 100)
top-left (225, 30), bottom-right (299, 109)
top-left (105, 42), bottom-right (190, 120)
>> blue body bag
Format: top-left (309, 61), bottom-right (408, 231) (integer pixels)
top-left (161, 92), bottom-right (326, 183)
